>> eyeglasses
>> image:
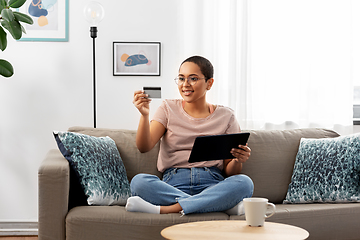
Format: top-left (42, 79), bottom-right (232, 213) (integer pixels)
top-left (174, 76), bottom-right (206, 86)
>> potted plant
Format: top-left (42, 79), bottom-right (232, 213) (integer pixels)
top-left (0, 0), bottom-right (33, 77)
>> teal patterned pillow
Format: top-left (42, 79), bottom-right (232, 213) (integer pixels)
top-left (284, 133), bottom-right (360, 203)
top-left (54, 131), bottom-right (131, 206)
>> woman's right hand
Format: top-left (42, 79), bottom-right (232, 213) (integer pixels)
top-left (133, 90), bottom-right (151, 116)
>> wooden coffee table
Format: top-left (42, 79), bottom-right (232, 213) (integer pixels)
top-left (161, 220), bottom-right (309, 240)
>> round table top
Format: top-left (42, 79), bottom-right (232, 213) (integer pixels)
top-left (161, 220), bottom-right (309, 240)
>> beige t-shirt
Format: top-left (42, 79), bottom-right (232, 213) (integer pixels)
top-left (152, 99), bottom-right (241, 173)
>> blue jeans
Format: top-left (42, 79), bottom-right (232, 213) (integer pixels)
top-left (130, 167), bottom-right (254, 215)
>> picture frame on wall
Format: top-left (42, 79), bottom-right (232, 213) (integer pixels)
top-left (113, 42), bottom-right (161, 76)
top-left (18, 0), bottom-right (69, 42)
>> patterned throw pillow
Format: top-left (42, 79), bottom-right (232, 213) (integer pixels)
top-left (284, 133), bottom-right (360, 203)
top-left (54, 131), bottom-right (131, 206)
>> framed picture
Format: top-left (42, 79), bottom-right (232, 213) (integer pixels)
top-left (18, 0), bottom-right (69, 42)
top-left (113, 42), bottom-right (161, 76)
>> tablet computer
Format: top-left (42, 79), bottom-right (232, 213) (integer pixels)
top-left (188, 133), bottom-right (250, 163)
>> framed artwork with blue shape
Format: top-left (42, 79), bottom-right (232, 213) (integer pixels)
top-left (113, 42), bottom-right (161, 76)
top-left (18, 0), bottom-right (69, 42)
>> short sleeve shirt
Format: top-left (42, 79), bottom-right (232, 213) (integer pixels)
top-left (152, 99), bottom-right (241, 172)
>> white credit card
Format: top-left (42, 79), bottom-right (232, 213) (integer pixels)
top-left (143, 87), bottom-right (161, 98)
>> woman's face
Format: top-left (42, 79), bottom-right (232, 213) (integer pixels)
top-left (177, 62), bottom-right (213, 103)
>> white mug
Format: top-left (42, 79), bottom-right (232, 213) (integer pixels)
top-left (243, 197), bottom-right (276, 227)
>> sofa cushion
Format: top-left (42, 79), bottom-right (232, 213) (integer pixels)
top-left (66, 206), bottom-right (229, 240)
top-left (54, 131), bottom-right (131, 205)
top-left (284, 133), bottom-right (360, 203)
top-left (68, 127), bottom-right (162, 181)
top-left (241, 128), bottom-right (340, 204)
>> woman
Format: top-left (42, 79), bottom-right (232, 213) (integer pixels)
top-left (126, 56), bottom-right (253, 215)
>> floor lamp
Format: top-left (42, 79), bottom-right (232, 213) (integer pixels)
top-left (84, 2), bottom-right (105, 128)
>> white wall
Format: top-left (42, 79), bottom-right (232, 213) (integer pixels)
top-left (0, 0), bottom-right (184, 221)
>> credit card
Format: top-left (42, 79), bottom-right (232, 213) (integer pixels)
top-left (143, 87), bottom-right (161, 99)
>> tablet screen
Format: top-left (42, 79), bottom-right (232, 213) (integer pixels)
top-left (188, 133), bottom-right (250, 163)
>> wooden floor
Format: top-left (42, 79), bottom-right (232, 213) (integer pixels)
top-left (0, 237), bottom-right (38, 240)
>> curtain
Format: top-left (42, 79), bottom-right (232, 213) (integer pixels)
top-left (179, 0), bottom-right (354, 130)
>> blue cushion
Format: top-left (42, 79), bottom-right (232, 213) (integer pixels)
top-left (54, 131), bottom-right (131, 206)
top-left (284, 133), bottom-right (360, 203)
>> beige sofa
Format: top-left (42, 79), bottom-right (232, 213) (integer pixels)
top-left (38, 126), bottom-right (360, 240)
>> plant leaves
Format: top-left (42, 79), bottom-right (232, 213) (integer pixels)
top-left (0, 26), bottom-right (7, 51)
top-left (9, 0), bottom-right (26, 9)
top-left (20, 23), bottom-right (25, 34)
top-left (1, 19), bottom-right (22, 40)
top-left (0, 59), bottom-right (13, 77)
top-left (0, 4), bottom-right (5, 13)
top-left (0, 0), bottom-right (8, 9)
top-left (13, 11), bottom-right (33, 25)
top-left (1, 8), bottom-right (15, 22)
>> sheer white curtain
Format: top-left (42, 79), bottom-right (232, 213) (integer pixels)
top-left (179, 0), bottom-right (354, 130)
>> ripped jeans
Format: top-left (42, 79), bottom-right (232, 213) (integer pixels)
top-left (130, 167), bottom-right (254, 215)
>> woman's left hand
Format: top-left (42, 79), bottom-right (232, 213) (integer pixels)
top-left (230, 144), bottom-right (251, 163)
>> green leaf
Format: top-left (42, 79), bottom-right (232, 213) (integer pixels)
top-left (1, 8), bottom-right (15, 22)
top-left (9, 0), bottom-right (25, 8)
top-left (0, 0), bottom-right (7, 18)
top-left (0, 0), bottom-right (8, 8)
top-left (13, 11), bottom-right (33, 25)
top-left (20, 23), bottom-right (25, 34)
top-left (1, 19), bottom-right (22, 39)
top-left (0, 59), bottom-right (13, 77)
top-left (0, 26), bottom-right (7, 51)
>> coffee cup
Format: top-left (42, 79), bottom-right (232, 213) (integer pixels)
top-left (243, 197), bottom-right (276, 227)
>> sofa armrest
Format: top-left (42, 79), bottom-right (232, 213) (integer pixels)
top-left (38, 149), bottom-right (69, 240)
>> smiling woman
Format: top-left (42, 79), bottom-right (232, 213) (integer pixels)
top-left (176, 61), bottom-right (213, 107)
top-left (129, 55), bottom-right (253, 216)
